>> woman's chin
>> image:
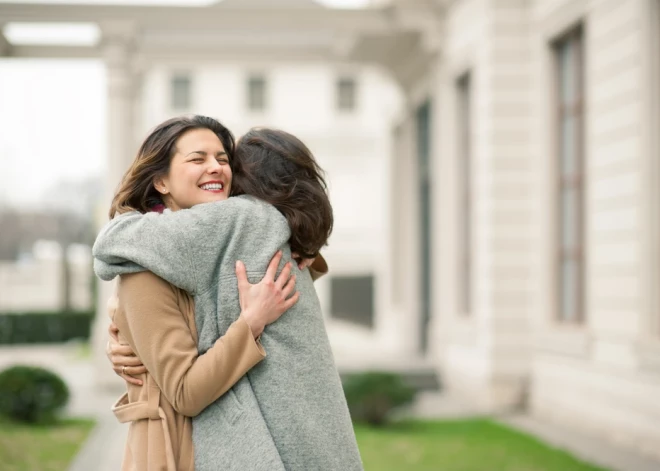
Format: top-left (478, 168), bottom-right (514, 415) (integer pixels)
top-left (199, 191), bottom-right (229, 204)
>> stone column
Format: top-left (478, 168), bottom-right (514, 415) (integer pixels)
top-left (92, 21), bottom-right (137, 390)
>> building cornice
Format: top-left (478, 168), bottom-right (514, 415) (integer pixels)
top-left (0, 2), bottom-right (394, 60)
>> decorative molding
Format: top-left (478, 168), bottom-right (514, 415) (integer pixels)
top-left (346, 0), bottom-right (443, 91)
top-left (535, 329), bottom-right (591, 358)
top-left (0, 31), bottom-right (12, 57)
top-left (0, 3), bottom-right (392, 35)
top-left (537, 0), bottom-right (588, 42)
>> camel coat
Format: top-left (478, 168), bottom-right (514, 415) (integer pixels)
top-left (108, 271), bottom-right (267, 471)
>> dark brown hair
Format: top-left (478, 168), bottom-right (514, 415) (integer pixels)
top-left (109, 115), bottom-right (235, 218)
top-left (232, 128), bottom-right (333, 258)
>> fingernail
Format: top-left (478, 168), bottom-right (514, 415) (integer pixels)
top-left (236, 261), bottom-right (240, 269)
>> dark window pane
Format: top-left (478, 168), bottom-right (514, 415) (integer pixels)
top-left (330, 275), bottom-right (374, 328)
top-left (561, 186), bottom-right (579, 249)
top-left (337, 78), bottom-right (357, 111)
top-left (248, 75), bottom-right (267, 111)
top-left (558, 40), bottom-right (575, 105)
top-left (171, 75), bottom-right (191, 110)
top-left (417, 101), bottom-right (433, 353)
top-left (560, 115), bottom-right (576, 176)
top-left (555, 27), bottom-right (584, 324)
top-left (457, 73), bottom-right (471, 316)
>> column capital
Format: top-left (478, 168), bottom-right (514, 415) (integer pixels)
top-left (99, 20), bottom-right (137, 68)
top-left (0, 23), bottom-right (12, 57)
top-left (98, 20), bottom-right (137, 44)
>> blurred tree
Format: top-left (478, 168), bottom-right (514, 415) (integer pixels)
top-left (0, 209), bottom-right (95, 311)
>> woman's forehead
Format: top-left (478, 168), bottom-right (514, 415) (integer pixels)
top-left (175, 128), bottom-right (225, 152)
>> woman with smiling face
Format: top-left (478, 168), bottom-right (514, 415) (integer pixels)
top-left (99, 116), bottom-right (304, 471)
top-left (95, 116), bottom-right (362, 471)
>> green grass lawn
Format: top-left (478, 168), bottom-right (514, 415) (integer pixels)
top-left (0, 418), bottom-right (95, 471)
top-left (355, 419), bottom-right (610, 471)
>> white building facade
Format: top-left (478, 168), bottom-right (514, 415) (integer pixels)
top-left (354, 0), bottom-right (660, 459)
top-left (138, 59), bottom-right (404, 363)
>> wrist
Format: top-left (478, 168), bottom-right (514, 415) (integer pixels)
top-left (240, 311), bottom-right (264, 339)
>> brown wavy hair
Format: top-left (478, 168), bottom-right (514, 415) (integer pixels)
top-left (109, 115), bottom-right (235, 218)
top-left (231, 128), bottom-right (333, 258)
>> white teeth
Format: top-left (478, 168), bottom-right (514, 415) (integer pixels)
top-left (201, 183), bottom-right (223, 190)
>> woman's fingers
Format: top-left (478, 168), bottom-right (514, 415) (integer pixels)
top-left (111, 354), bottom-right (144, 367)
top-left (235, 260), bottom-right (248, 290)
top-left (122, 375), bottom-right (143, 386)
top-left (113, 365), bottom-right (144, 386)
top-left (275, 262), bottom-right (292, 290)
top-left (109, 344), bottom-right (137, 357)
top-left (265, 250), bottom-right (283, 282)
top-left (282, 291), bottom-right (300, 311)
top-left (108, 322), bottom-right (120, 342)
top-left (282, 274), bottom-right (296, 300)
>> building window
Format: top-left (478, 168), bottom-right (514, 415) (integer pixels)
top-left (337, 77), bottom-right (357, 111)
top-left (457, 73), bottom-right (472, 316)
top-left (247, 74), bottom-right (267, 111)
top-left (554, 27), bottom-right (584, 323)
top-left (170, 74), bottom-right (192, 110)
top-left (416, 101), bottom-right (433, 352)
top-left (330, 275), bottom-right (374, 328)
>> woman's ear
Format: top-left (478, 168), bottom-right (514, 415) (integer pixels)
top-left (153, 176), bottom-right (169, 195)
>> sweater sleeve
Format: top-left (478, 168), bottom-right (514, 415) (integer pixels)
top-left (115, 271), bottom-right (266, 417)
top-left (93, 197), bottom-right (281, 293)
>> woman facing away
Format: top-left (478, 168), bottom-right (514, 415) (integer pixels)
top-left (93, 116), bottom-right (363, 471)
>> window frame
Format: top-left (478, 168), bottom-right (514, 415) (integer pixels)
top-left (553, 25), bottom-right (586, 325)
top-left (456, 72), bottom-right (472, 317)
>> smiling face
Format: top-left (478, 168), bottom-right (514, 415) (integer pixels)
top-left (154, 128), bottom-right (232, 211)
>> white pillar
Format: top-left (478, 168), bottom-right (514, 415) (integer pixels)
top-left (386, 107), bottom-right (423, 357)
top-left (92, 21), bottom-right (137, 390)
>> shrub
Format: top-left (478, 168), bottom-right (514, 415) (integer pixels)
top-left (0, 311), bottom-right (94, 345)
top-left (342, 372), bottom-right (416, 426)
top-left (0, 365), bottom-right (70, 423)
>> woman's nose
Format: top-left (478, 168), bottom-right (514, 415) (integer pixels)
top-left (207, 159), bottom-right (222, 174)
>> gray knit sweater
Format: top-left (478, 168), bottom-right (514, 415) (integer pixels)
top-left (93, 195), bottom-right (362, 471)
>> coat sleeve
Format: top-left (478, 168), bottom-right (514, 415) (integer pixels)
top-left (308, 253), bottom-right (329, 281)
top-left (92, 197), bottom-right (281, 294)
top-left (115, 271), bottom-right (266, 417)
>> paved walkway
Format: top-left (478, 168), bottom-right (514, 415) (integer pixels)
top-left (2, 345), bottom-right (659, 471)
top-left (502, 415), bottom-right (660, 471)
top-left (409, 392), bottom-right (660, 471)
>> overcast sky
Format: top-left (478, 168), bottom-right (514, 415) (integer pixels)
top-left (0, 0), bottom-right (367, 209)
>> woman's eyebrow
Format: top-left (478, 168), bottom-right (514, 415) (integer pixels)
top-left (185, 150), bottom-right (226, 157)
